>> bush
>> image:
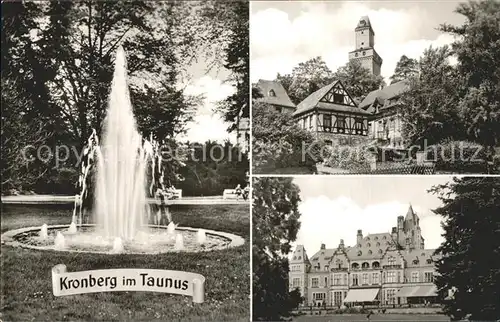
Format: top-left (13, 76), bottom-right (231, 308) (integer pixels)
top-left (253, 102), bottom-right (323, 172)
top-left (426, 140), bottom-right (492, 173)
top-left (322, 145), bottom-right (374, 171)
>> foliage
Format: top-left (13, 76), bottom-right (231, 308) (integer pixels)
top-left (399, 46), bottom-right (464, 146)
top-left (390, 55), bottom-right (419, 84)
top-left (426, 140), bottom-right (494, 173)
top-left (252, 102), bottom-right (323, 172)
top-left (430, 177), bottom-right (500, 321)
top-left (333, 59), bottom-right (385, 102)
top-left (252, 177), bottom-right (303, 320)
top-left (275, 57), bottom-right (383, 105)
top-left (322, 145), bottom-right (374, 171)
top-left (440, 0), bottom-right (500, 151)
top-left (175, 141), bottom-right (249, 196)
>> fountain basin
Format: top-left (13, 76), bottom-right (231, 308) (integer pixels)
top-left (1, 224), bottom-right (244, 254)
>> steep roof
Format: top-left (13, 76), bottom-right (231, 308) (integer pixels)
top-left (356, 16), bottom-right (375, 35)
top-left (402, 248), bottom-right (439, 268)
top-left (293, 81), bottom-right (370, 117)
top-left (255, 79), bottom-right (296, 109)
top-left (290, 245), bottom-right (311, 265)
top-left (348, 232), bottom-right (395, 260)
top-left (359, 79), bottom-right (410, 112)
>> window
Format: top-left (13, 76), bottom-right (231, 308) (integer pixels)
top-left (268, 89), bottom-right (276, 97)
top-left (333, 291), bottom-right (343, 306)
top-left (386, 289), bottom-right (396, 305)
top-left (387, 271), bottom-right (396, 283)
top-left (355, 52), bottom-right (359, 57)
top-left (325, 140), bottom-right (333, 146)
top-left (372, 273), bottom-right (379, 284)
top-left (275, 106), bottom-right (282, 113)
top-left (366, 237), bottom-right (370, 241)
top-left (367, 243), bottom-right (371, 247)
top-left (362, 262), bottom-right (369, 269)
top-left (363, 51), bottom-right (366, 56)
top-left (337, 116), bottom-right (346, 131)
top-left (333, 274), bottom-right (342, 285)
top-left (323, 114), bottom-right (332, 132)
top-left (368, 250), bottom-right (372, 255)
top-left (424, 272), bottom-right (434, 283)
top-left (352, 274), bottom-right (359, 286)
top-left (313, 293), bottom-right (326, 300)
top-left (311, 277), bottom-right (319, 288)
top-left (352, 263), bottom-right (359, 269)
top-left (388, 256), bottom-right (396, 265)
top-left (362, 273), bottom-right (369, 285)
top-left (302, 118), bottom-right (306, 129)
top-left (427, 259), bottom-right (433, 264)
top-left (333, 93), bottom-right (344, 104)
top-left (298, 256), bottom-right (302, 260)
top-left (309, 116), bottom-right (313, 129)
top-left (292, 278), bottom-right (301, 288)
top-left (378, 249), bottom-right (383, 254)
top-left (372, 261), bottom-right (380, 269)
top-left (376, 242), bottom-right (380, 247)
top-left (335, 259), bottom-right (343, 269)
top-left (357, 251), bottom-right (362, 256)
top-left (411, 272), bottom-right (419, 283)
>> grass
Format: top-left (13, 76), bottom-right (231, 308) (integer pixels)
top-left (0, 203), bottom-right (250, 321)
top-left (292, 313), bottom-right (453, 321)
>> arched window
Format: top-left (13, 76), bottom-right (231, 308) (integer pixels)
top-left (268, 89), bottom-right (276, 97)
top-left (368, 250), bottom-right (372, 255)
top-left (352, 263), bottom-right (359, 269)
top-left (427, 259), bottom-right (433, 264)
top-left (413, 259), bottom-right (419, 265)
top-left (293, 256), bottom-right (297, 260)
top-left (372, 261), bottom-right (380, 269)
top-left (362, 262), bottom-right (369, 269)
top-left (366, 237), bottom-right (370, 241)
top-left (357, 251), bottom-right (362, 256)
top-left (376, 242), bottom-right (380, 247)
top-left (367, 243), bottom-right (371, 247)
top-left (378, 249), bottom-right (383, 254)
top-left (374, 237), bottom-right (378, 241)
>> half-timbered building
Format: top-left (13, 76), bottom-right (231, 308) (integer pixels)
top-left (293, 80), bottom-right (371, 145)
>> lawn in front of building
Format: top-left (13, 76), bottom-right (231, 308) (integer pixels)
top-left (293, 313), bottom-right (454, 321)
top-left (0, 204), bottom-right (250, 321)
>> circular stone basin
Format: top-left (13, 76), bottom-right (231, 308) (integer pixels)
top-left (1, 224), bottom-right (245, 254)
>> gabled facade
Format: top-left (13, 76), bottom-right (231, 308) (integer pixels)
top-left (293, 80), bottom-right (370, 146)
top-left (254, 79), bottom-right (296, 113)
top-left (359, 80), bottom-right (410, 148)
top-left (289, 206), bottom-right (439, 308)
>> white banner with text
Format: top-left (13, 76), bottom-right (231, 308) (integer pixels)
top-left (51, 264), bottom-right (205, 303)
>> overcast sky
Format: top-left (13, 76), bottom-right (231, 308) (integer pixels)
top-left (251, 0), bottom-right (465, 84)
top-left (178, 38), bottom-right (235, 143)
top-left (291, 176), bottom-right (457, 258)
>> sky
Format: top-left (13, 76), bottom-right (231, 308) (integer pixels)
top-left (291, 175), bottom-right (457, 258)
top-left (178, 56), bottom-right (236, 144)
top-left (251, 0), bottom-right (465, 84)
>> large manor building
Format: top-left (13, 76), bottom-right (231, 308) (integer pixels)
top-left (289, 206), bottom-right (440, 307)
top-left (254, 15), bottom-right (408, 148)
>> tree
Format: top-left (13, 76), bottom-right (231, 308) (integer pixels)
top-left (252, 177), bottom-right (303, 320)
top-left (399, 46), bottom-right (464, 146)
top-left (282, 57), bottom-right (335, 104)
top-left (440, 0), bottom-right (500, 152)
top-left (430, 177), bottom-right (500, 321)
top-left (333, 59), bottom-right (385, 102)
top-left (390, 55), bottom-right (419, 84)
top-left (252, 102), bottom-right (323, 173)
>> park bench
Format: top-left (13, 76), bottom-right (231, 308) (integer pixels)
top-left (223, 189), bottom-right (240, 200)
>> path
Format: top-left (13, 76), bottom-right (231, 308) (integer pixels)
top-left (1, 195), bottom-right (249, 205)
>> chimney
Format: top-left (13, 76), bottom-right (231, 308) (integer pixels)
top-left (357, 229), bottom-right (363, 245)
top-left (339, 239), bottom-right (345, 249)
top-left (320, 243), bottom-right (326, 250)
top-left (391, 227), bottom-right (398, 243)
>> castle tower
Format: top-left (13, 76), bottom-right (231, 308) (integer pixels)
top-left (348, 16), bottom-right (383, 76)
top-left (403, 205), bottom-right (425, 250)
top-left (289, 245), bottom-right (311, 297)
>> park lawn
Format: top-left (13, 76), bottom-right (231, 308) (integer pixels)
top-left (0, 204), bottom-right (250, 321)
top-left (293, 313), bottom-right (453, 321)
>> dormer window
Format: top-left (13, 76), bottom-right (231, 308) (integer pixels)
top-left (268, 89), bottom-right (276, 97)
top-left (427, 259), bottom-right (433, 264)
top-left (357, 251), bottom-right (362, 256)
top-left (413, 260), bottom-right (419, 265)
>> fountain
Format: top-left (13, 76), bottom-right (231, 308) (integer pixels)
top-left (39, 224), bottom-right (48, 240)
top-left (54, 232), bottom-right (66, 250)
top-left (0, 47), bottom-right (244, 254)
top-left (197, 229), bottom-right (206, 245)
top-left (112, 237), bottom-right (124, 254)
top-left (68, 222), bottom-right (77, 234)
top-left (174, 234), bottom-right (184, 251)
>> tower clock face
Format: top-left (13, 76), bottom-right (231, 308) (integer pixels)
top-left (360, 20), bottom-right (366, 26)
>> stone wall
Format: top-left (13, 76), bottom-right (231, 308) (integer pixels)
top-left (316, 132), bottom-right (370, 146)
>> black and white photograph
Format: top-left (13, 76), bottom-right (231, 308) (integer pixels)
top-left (1, 1), bottom-right (249, 321)
top-left (251, 0), bottom-right (500, 175)
top-left (252, 176), bottom-right (500, 321)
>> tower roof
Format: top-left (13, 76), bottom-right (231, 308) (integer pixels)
top-left (356, 16), bottom-right (375, 35)
top-left (290, 245), bottom-right (310, 264)
top-left (405, 204), bottom-right (419, 221)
